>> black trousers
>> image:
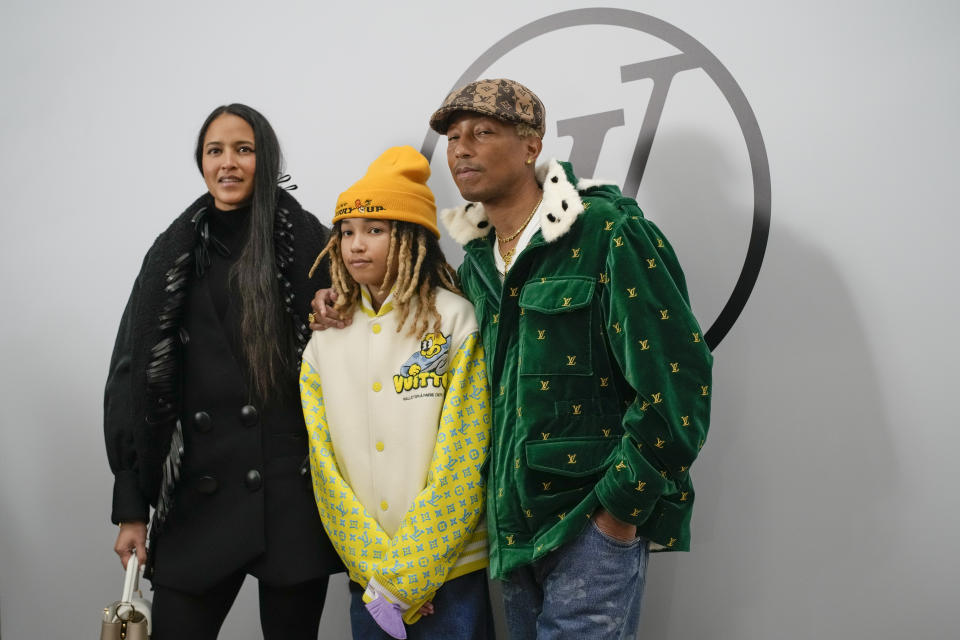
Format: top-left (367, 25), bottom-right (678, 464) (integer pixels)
top-left (151, 572), bottom-right (329, 640)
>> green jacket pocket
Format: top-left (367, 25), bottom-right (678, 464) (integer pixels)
top-left (518, 277), bottom-right (595, 376)
top-left (525, 436), bottom-right (617, 478)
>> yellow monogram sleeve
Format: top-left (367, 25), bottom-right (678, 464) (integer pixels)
top-left (369, 333), bottom-right (490, 623)
top-left (300, 361), bottom-right (390, 588)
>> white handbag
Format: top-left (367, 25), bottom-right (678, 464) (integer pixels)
top-left (101, 556), bottom-right (152, 639)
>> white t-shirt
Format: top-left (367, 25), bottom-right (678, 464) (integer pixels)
top-left (493, 203), bottom-right (544, 279)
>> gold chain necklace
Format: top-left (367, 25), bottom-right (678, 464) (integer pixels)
top-left (499, 246), bottom-right (516, 272)
top-left (496, 195), bottom-right (543, 243)
top-left (497, 195), bottom-right (543, 272)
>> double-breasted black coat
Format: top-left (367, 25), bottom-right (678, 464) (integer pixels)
top-left (104, 190), bottom-right (341, 593)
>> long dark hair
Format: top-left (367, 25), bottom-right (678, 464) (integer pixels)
top-left (195, 103), bottom-right (293, 403)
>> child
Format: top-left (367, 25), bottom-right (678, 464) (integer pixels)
top-left (300, 146), bottom-right (491, 640)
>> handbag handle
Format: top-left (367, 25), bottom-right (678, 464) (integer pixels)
top-left (121, 555), bottom-right (141, 603)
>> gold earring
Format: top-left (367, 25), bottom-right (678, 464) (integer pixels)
top-left (526, 158), bottom-right (533, 165)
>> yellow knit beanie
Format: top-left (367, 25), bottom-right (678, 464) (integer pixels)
top-left (333, 146), bottom-right (439, 237)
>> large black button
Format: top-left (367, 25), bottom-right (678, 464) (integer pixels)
top-left (245, 470), bottom-right (262, 491)
top-left (193, 411), bottom-right (212, 432)
top-left (196, 475), bottom-right (218, 495)
top-left (240, 405), bottom-right (259, 427)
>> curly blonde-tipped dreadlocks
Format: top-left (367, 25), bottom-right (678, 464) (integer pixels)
top-left (309, 221), bottom-right (460, 337)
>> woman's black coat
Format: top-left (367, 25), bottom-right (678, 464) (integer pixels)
top-left (104, 190), bottom-right (341, 593)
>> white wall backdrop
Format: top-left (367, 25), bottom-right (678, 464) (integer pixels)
top-left (1, 1), bottom-right (958, 638)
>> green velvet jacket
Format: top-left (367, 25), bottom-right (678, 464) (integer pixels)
top-left (440, 160), bottom-right (713, 579)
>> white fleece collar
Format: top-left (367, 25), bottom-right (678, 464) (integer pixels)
top-left (440, 158), bottom-right (611, 246)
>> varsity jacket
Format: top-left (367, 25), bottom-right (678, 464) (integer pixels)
top-left (440, 160), bottom-right (713, 579)
top-left (300, 286), bottom-right (489, 622)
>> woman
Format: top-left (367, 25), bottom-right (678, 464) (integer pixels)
top-left (105, 103), bottom-right (340, 639)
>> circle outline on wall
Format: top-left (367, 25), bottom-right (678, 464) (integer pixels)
top-left (421, 8), bottom-right (770, 351)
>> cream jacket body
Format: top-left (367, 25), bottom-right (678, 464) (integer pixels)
top-left (300, 287), bottom-right (489, 620)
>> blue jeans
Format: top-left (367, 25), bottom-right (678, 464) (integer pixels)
top-left (500, 520), bottom-right (650, 640)
top-left (348, 570), bottom-right (494, 640)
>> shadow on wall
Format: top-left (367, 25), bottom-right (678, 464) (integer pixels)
top-left (628, 128), bottom-right (760, 336)
top-left (632, 132), bottom-right (898, 638)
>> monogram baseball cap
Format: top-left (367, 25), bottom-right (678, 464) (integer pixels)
top-left (429, 78), bottom-right (546, 137)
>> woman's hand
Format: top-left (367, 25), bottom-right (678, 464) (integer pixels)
top-left (417, 602), bottom-right (435, 616)
top-left (309, 288), bottom-right (351, 330)
top-left (114, 521), bottom-right (148, 569)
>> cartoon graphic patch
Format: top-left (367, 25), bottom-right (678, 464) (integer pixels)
top-left (401, 332), bottom-right (450, 376)
top-left (393, 332), bottom-right (453, 394)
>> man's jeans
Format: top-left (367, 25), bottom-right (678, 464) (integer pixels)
top-left (500, 520), bottom-right (650, 640)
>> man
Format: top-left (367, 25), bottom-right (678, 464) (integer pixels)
top-left (313, 78), bottom-right (712, 639)
top-left (428, 78), bottom-right (713, 639)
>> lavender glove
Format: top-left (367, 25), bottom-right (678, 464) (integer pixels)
top-left (365, 595), bottom-right (407, 639)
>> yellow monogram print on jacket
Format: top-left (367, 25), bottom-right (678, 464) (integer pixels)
top-left (301, 334), bottom-right (489, 624)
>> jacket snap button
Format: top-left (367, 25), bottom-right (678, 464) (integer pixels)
top-left (193, 411), bottom-right (212, 432)
top-left (245, 470), bottom-right (262, 491)
top-left (240, 405), bottom-right (259, 427)
top-left (197, 475), bottom-right (218, 494)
